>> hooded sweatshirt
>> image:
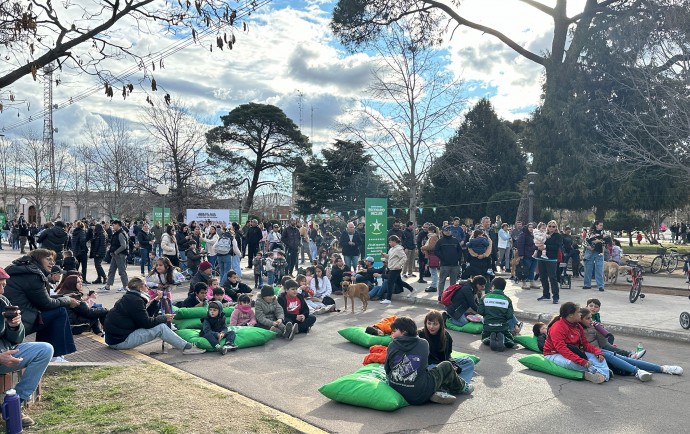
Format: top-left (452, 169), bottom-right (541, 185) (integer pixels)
top-left (201, 301), bottom-right (230, 335)
top-left (230, 303), bottom-right (257, 326)
top-left (384, 335), bottom-right (435, 405)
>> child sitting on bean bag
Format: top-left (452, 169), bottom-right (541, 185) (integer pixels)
top-left (230, 294), bottom-right (256, 326)
top-left (201, 301), bottom-right (237, 355)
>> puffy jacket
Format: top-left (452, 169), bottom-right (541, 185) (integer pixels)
top-left (282, 226), bottom-right (301, 251)
top-left (161, 233), bottom-right (178, 256)
top-left (4, 256), bottom-right (72, 334)
top-left (434, 234), bottom-right (461, 266)
top-left (0, 295), bottom-right (25, 352)
top-left (385, 244), bottom-right (406, 270)
top-left (90, 226), bottom-right (107, 259)
top-left (104, 289), bottom-right (165, 346)
top-left (71, 227), bottom-right (87, 257)
top-left (254, 296), bottom-right (284, 328)
top-left (516, 226), bottom-right (535, 258)
top-left (37, 226), bottom-right (68, 253)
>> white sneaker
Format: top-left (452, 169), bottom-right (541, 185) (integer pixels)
top-left (662, 365), bottom-right (683, 375)
top-left (380, 299), bottom-right (391, 304)
top-left (635, 369), bottom-right (652, 382)
top-left (182, 344), bottom-right (206, 355)
top-left (50, 356), bottom-right (68, 363)
top-left (117, 287), bottom-right (127, 292)
top-left (584, 372), bottom-right (606, 384)
top-left (326, 304), bottom-right (336, 312)
top-left (430, 391), bottom-right (456, 404)
top-left (407, 289), bottom-right (416, 298)
top-left (630, 349), bottom-right (646, 360)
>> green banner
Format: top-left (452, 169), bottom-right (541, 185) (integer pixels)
top-left (229, 209), bottom-right (240, 224)
top-left (365, 198), bottom-right (388, 266)
top-left (241, 213), bottom-right (249, 226)
top-left (152, 207), bottom-right (171, 224)
top-left (0, 213), bottom-right (5, 228)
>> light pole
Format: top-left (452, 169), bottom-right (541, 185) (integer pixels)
top-left (527, 172), bottom-right (538, 223)
top-left (19, 197), bottom-right (27, 215)
top-left (156, 184), bottom-right (169, 224)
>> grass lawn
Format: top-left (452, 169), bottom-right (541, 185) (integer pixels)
top-left (24, 365), bottom-right (301, 434)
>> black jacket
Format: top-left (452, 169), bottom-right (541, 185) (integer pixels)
top-left (91, 226), bottom-right (107, 259)
top-left (402, 228), bottom-right (416, 250)
top-left (4, 256), bottom-right (72, 334)
top-left (188, 270), bottom-right (211, 294)
top-left (277, 291), bottom-right (310, 324)
top-left (282, 226), bottom-right (301, 251)
top-left (434, 234), bottom-right (461, 266)
top-left (446, 282), bottom-right (478, 320)
top-left (339, 230), bottom-right (361, 257)
top-left (222, 280), bottom-right (252, 301)
top-left (540, 232), bottom-right (563, 259)
top-left (71, 227), bottom-right (88, 257)
top-left (246, 226), bottom-right (263, 246)
top-left (37, 226), bottom-right (68, 254)
top-left (104, 289), bottom-right (165, 345)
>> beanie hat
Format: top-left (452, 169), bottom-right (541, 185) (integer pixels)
top-left (0, 267), bottom-right (9, 280)
top-left (199, 261), bottom-right (212, 271)
top-left (260, 285), bottom-right (275, 298)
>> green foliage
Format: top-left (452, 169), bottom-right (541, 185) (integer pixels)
top-left (607, 212), bottom-right (651, 233)
top-left (485, 192), bottom-right (521, 223)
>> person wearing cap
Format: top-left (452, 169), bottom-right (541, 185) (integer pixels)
top-left (101, 220), bottom-right (129, 292)
top-left (188, 261), bottom-right (213, 295)
top-left (356, 256), bottom-right (385, 287)
top-left (4, 249), bottom-right (80, 363)
top-left (434, 225), bottom-right (462, 297)
top-left (0, 266), bottom-right (54, 427)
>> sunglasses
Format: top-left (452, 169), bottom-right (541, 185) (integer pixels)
top-left (548, 225), bottom-right (556, 228)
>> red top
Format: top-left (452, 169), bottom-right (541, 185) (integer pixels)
top-left (284, 295), bottom-right (301, 315)
top-left (543, 317), bottom-right (602, 366)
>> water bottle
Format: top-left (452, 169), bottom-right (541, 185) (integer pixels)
top-left (2, 389), bottom-right (23, 434)
top-left (636, 342), bottom-right (644, 353)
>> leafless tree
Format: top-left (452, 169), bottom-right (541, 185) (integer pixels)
top-left (340, 20), bottom-right (465, 225)
top-left (0, 137), bottom-right (20, 212)
top-left (141, 99), bottom-right (208, 214)
top-left (15, 131), bottom-right (54, 222)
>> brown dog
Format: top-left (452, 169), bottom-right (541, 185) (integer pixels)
top-left (341, 281), bottom-right (369, 313)
top-left (604, 261), bottom-right (619, 284)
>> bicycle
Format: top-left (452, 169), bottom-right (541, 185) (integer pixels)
top-left (626, 259), bottom-right (646, 303)
top-left (650, 243), bottom-right (679, 274)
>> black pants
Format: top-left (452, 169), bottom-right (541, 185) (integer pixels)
top-left (538, 260), bottom-right (560, 300)
top-left (35, 307), bottom-right (77, 357)
top-left (248, 243), bottom-right (259, 268)
top-left (93, 257), bottom-right (107, 282)
top-left (28, 236), bottom-right (37, 250)
top-left (286, 247), bottom-right (298, 275)
top-left (166, 254), bottom-right (180, 267)
top-left (294, 315), bottom-right (316, 333)
top-left (76, 253), bottom-right (88, 281)
top-left (384, 269), bottom-right (403, 301)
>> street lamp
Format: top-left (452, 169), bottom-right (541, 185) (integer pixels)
top-left (19, 197), bottom-right (27, 215)
top-left (527, 172), bottom-right (538, 223)
top-left (156, 184), bottom-right (169, 224)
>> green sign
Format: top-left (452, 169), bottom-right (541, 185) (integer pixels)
top-left (365, 198), bottom-right (388, 266)
top-left (229, 209), bottom-right (240, 224)
top-left (241, 213), bottom-right (249, 226)
top-left (152, 207), bottom-right (171, 224)
top-left (0, 213), bottom-right (5, 228)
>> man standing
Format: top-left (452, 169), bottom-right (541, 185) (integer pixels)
top-left (298, 221), bottom-right (312, 265)
top-left (246, 219), bottom-right (263, 268)
top-left (386, 221), bottom-right (405, 242)
top-left (282, 218), bottom-right (301, 276)
top-left (416, 223), bottom-right (429, 284)
top-left (482, 216), bottom-right (499, 272)
top-left (339, 222), bottom-right (362, 269)
top-left (100, 220), bottom-right (129, 292)
top-left (434, 225), bottom-right (461, 296)
top-left (150, 221), bottom-right (164, 257)
top-left (402, 222), bottom-right (417, 278)
top-left (0, 266), bottom-right (53, 427)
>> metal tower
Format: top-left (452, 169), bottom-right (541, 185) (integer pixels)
top-left (43, 63), bottom-right (56, 190)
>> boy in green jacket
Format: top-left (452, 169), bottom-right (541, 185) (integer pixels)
top-left (478, 277), bottom-right (515, 352)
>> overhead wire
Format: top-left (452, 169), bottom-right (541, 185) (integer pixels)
top-left (0, 0), bottom-right (273, 132)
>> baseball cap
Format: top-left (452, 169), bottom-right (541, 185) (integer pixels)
top-left (442, 225), bottom-right (452, 231)
top-left (50, 265), bottom-right (64, 274)
top-left (365, 256), bottom-right (375, 262)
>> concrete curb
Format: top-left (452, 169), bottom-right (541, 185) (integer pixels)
top-left (400, 294), bottom-right (690, 344)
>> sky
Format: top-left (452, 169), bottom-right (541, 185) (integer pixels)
top-left (0, 0), bottom-right (586, 158)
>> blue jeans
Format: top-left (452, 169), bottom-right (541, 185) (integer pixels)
top-left (429, 357), bottom-right (475, 385)
top-left (153, 242), bottom-right (162, 257)
top-left (583, 250), bottom-right (605, 289)
top-left (522, 256), bottom-right (537, 280)
top-left (108, 323), bottom-right (189, 350)
top-left (450, 313), bottom-right (468, 327)
top-left (429, 267), bottom-right (438, 289)
top-left (217, 255), bottom-right (232, 285)
top-left (309, 241), bottom-right (318, 261)
top-left (545, 352), bottom-right (610, 380)
top-left (369, 280), bottom-right (387, 299)
top-left (267, 270), bottom-right (275, 286)
top-left (231, 255), bottom-right (242, 278)
top-left (602, 349), bottom-right (662, 374)
top-left (344, 255), bottom-right (359, 269)
top-left (140, 247), bottom-right (151, 274)
top-left (35, 307), bottom-right (76, 357)
top-left (0, 342), bottom-right (53, 401)
top-left (208, 255), bottom-right (217, 268)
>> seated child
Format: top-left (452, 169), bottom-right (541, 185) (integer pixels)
top-left (181, 283), bottom-right (208, 308)
top-left (222, 270), bottom-right (252, 302)
top-left (365, 315), bottom-right (397, 336)
top-left (385, 317), bottom-right (471, 406)
top-left (477, 277), bottom-right (516, 351)
top-left (533, 322), bottom-right (547, 352)
top-left (230, 294), bottom-right (257, 326)
top-left (254, 285), bottom-right (295, 341)
top-left (185, 241), bottom-right (201, 276)
top-left (278, 280), bottom-right (316, 334)
top-left (467, 230), bottom-right (489, 255)
top-left (586, 298), bottom-right (614, 344)
top-left (532, 222), bottom-right (549, 259)
top-left (201, 300), bottom-right (237, 355)
top-left (418, 311), bottom-right (475, 386)
top-left (62, 250), bottom-right (78, 271)
top-left (209, 286), bottom-right (233, 306)
top-left (581, 307), bottom-right (645, 359)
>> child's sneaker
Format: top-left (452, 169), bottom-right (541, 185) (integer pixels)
top-left (584, 372), bottom-right (606, 384)
top-left (224, 343), bottom-right (238, 352)
top-left (489, 332), bottom-right (505, 352)
top-left (630, 349), bottom-right (646, 359)
top-left (430, 391), bottom-right (456, 404)
top-left (284, 322), bottom-right (294, 340)
top-left (217, 344), bottom-right (227, 356)
top-left (662, 365), bottom-right (683, 375)
top-left (635, 369), bottom-right (652, 382)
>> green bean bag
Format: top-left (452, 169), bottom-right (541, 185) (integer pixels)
top-left (518, 354), bottom-right (584, 380)
top-left (319, 363), bottom-right (408, 411)
top-left (173, 306), bottom-right (235, 320)
top-left (338, 327), bottom-right (392, 348)
top-left (450, 351), bottom-right (480, 365)
top-left (174, 317), bottom-right (203, 330)
top-left (514, 335), bottom-right (540, 352)
top-left (176, 326), bottom-right (276, 351)
top-left (445, 320), bottom-right (483, 334)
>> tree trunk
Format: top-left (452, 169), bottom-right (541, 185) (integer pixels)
top-left (594, 207), bottom-right (606, 223)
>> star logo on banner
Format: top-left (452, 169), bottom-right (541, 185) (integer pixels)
top-left (371, 220), bottom-right (382, 235)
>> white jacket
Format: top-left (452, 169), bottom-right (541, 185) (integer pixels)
top-left (161, 233), bottom-right (178, 256)
top-left (205, 233), bottom-right (220, 256)
top-left (309, 276), bottom-right (332, 298)
top-left (386, 244), bottom-right (406, 270)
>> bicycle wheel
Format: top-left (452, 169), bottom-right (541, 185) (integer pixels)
top-left (680, 312), bottom-right (690, 330)
top-left (650, 256), bottom-right (663, 274)
top-left (629, 279), bottom-right (642, 303)
top-left (667, 256), bottom-right (679, 273)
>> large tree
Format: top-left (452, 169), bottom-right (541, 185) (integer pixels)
top-left (0, 0), bottom-right (258, 108)
top-left (295, 139), bottom-right (390, 216)
top-left (206, 102), bottom-right (311, 213)
top-left (340, 20), bottom-right (464, 225)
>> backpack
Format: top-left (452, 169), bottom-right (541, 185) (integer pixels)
top-left (440, 283), bottom-right (463, 306)
top-left (215, 237), bottom-right (232, 255)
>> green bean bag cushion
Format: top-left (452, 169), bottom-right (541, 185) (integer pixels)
top-left (445, 320), bottom-right (483, 334)
top-left (518, 354), bottom-right (584, 380)
top-left (514, 335), bottom-right (540, 352)
top-left (319, 363), bottom-right (408, 411)
top-left (338, 327), bottom-right (392, 348)
top-left (173, 306), bottom-right (235, 320)
top-left (174, 317), bottom-right (203, 330)
top-left (450, 351), bottom-right (480, 365)
top-left (176, 326), bottom-right (275, 351)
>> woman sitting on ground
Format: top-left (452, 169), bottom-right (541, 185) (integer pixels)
top-left (418, 311), bottom-right (475, 387)
top-left (55, 274), bottom-right (108, 336)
